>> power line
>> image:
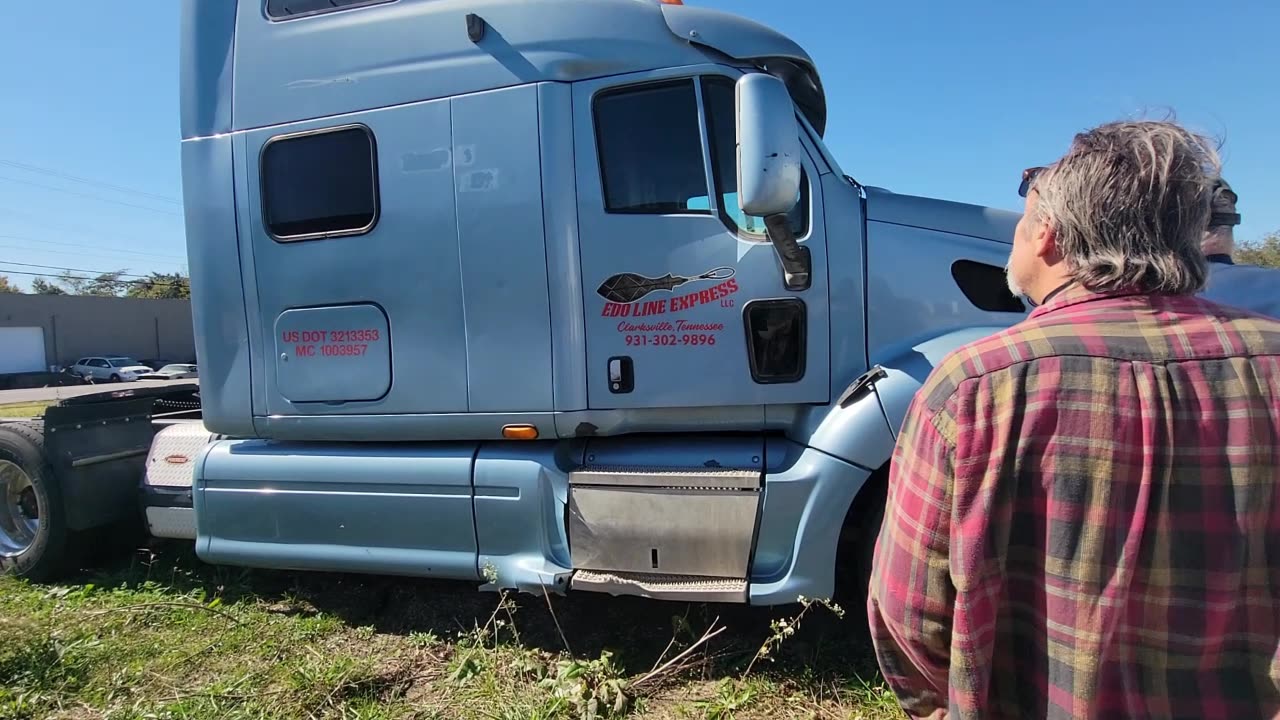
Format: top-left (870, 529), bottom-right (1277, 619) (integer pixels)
top-left (0, 233), bottom-right (187, 262)
top-left (0, 244), bottom-right (187, 269)
top-left (0, 159), bottom-right (181, 205)
top-left (0, 260), bottom-right (159, 279)
top-left (0, 175), bottom-right (183, 218)
top-left (0, 205), bottom-right (188, 250)
top-left (0, 268), bottom-right (188, 288)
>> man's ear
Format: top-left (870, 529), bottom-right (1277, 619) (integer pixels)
top-left (1032, 218), bottom-right (1060, 262)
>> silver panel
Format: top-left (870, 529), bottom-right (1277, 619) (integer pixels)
top-left (572, 569), bottom-right (747, 604)
top-left (568, 484), bottom-right (759, 578)
top-left (570, 466), bottom-right (760, 490)
top-left (146, 507), bottom-right (197, 540)
top-left (145, 422), bottom-right (216, 489)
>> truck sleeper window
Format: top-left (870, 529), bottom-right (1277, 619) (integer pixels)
top-left (594, 80), bottom-right (711, 215)
top-left (260, 125), bottom-right (379, 241)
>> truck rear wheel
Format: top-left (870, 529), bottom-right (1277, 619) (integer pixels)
top-left (0, 422), bottom-right (71, 582)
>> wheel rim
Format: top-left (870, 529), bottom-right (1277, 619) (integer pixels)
top-left (0, 460), bottom-right (40, 557)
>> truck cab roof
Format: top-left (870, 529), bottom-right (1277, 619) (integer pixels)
top-left (181, 0), bottom-right (826, 139)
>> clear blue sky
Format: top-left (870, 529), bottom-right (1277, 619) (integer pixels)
top-left (1, 0), bottom-right (1276, 291)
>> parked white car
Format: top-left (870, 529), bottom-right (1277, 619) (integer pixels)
top-left (138, 363), bottom-right (199, 380)
top-left (69, 356), bottom-right (155, 383)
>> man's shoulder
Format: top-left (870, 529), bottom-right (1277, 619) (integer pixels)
top-left (1202, 263), bottom-right (1280, 319)
top-left (917, 293), bottom-right (1280, 414)
top-left (1210, 260), bottom-right (1280, 277)
top-left (916, 324), bottom-right (1035, 414)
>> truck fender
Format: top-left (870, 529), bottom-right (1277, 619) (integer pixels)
top-left (761, 326), bottom-right (1004, 604)
top-left (796, 325), bottom-right (1006, 546)
top-left (800, 326), bottom-right (1002, 472)
top-left (870, 325), bottom-right (1007, 438)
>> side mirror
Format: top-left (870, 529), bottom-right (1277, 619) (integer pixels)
top-left (736, 73), bottom-right (802, 217)
top-left (736, 73), bottom-right (810, 291)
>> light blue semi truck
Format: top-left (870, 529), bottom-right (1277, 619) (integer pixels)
top-left (3, 0), bottom-right (1029, 606)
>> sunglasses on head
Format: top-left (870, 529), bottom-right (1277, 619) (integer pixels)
top-left (1019, 166), bottom-right (1046, 198)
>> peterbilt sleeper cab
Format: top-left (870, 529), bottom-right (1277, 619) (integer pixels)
top-left (137, 0), bottom-right (1029, 605)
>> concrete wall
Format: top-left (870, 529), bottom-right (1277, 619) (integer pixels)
top-left (0, 294), bottom-right (195, 369)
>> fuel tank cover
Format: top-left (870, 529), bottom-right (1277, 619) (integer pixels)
top-left (273, 303), bottom-right (391, 404)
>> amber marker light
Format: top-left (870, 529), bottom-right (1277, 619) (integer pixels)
top-left (502, 425), bottom-right (540, 440)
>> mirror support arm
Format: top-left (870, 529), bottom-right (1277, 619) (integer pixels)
top-left (764, 213), bottom-right (811, 291)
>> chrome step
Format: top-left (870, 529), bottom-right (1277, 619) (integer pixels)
top-left (569, 466), bottom-right (760, 490)
top-left (571, 570), bottom-right (747, 603)
top-left (567, 465), bottom-right (762, 582)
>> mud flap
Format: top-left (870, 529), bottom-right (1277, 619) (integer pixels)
top-left (42, 386), bottom-right (196, 532)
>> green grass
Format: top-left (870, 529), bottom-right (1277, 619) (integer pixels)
top-left (0, 401), bottom-right (51, 419)
top-left (0, 544), bottom-right (902, 720)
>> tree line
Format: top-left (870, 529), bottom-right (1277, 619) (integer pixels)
top-left (1233, 232), bottom-right (1280, 268)
top-left (0, 270), bottom-right (191, 299)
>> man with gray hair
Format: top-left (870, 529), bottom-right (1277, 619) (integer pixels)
top-left (869, 119), bottom-right (1280, 720)
top-left (1197, 177), bottom-right (1280, 317)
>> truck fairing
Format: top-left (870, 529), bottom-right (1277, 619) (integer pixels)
top-left (865, 187), bottom-right (1021, 245)
top-left (181, 0), bottom-right (824, 140)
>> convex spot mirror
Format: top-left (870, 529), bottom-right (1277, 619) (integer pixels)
top-left (735, 72), bottom-right (802, 218)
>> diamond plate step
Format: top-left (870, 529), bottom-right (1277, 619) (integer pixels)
top-left (145, 507), bottom-right (197, 540)
top-left (571, 570), bottom-right (748, 603)
top-left (144, 422), bottom-right (217, 489)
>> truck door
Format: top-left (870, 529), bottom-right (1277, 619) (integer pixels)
top-left (573, 69), bottom-right (830, 410)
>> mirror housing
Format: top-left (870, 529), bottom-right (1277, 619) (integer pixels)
top-left (736, 72), bottom-right (803, 217)
top-left (736, 73), bottom-right (810, 291)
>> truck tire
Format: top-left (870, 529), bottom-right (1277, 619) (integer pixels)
top-left (0, 422), bottom-right (72, 582)
top-left (853, 485), bottom-right (886, 604)
top-left (835, 470), bottom-right (887, 636)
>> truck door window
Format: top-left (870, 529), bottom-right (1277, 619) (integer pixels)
top-left (593, 80), bottom-right (711, 215)
top-left (265, 0), bottom-right (396, 21)
top-left (260, 124), bottom-right (379, 241)
top-left (701, 76), bottom-right (809, 240)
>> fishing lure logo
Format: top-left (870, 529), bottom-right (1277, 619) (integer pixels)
top-left (597, 267), bottom-right (740, 318)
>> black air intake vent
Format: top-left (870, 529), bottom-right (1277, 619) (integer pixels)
top-left (951, 260), bottom-right (1026, 313)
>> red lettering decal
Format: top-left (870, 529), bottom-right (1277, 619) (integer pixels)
top-left (726, 279), bottom-right (739, 294)
top-left (697, 289), bottom-right (712, 306)
top-left (635, 299), bottom-right (666, 317)
top-left (287, 329), bottom-right (385, 357)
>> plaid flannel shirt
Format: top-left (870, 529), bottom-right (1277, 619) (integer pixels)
top-left (868, 284), bottom-right (1280, 720)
